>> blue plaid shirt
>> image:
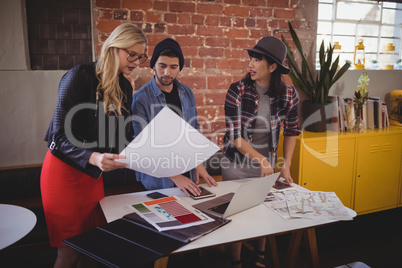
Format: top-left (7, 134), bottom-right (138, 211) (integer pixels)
top-left (223, 78), bottom-right (301, 164)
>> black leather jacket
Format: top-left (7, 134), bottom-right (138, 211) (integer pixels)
top-left (45, 62), bottom-right (134, 178)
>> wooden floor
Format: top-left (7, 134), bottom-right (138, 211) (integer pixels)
top-left (1, 207), bottom-right (402, 268)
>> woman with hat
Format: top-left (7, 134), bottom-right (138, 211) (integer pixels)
top-left (222, 36), bottom-right (301, 267)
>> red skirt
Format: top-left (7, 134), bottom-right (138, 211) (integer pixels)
top-left (41, 150), bottom-right (106, 247)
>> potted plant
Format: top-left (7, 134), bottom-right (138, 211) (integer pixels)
top-left (281, 22), bottom-right (351, 132)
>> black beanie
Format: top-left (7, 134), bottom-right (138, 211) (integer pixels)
top-left (150, 38), bottom-right (184, 71)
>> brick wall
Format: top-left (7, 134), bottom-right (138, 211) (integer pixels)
top-left (92, 0), bottom-right (318, 146)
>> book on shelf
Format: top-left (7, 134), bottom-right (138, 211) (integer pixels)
top-left (331, 96), bottom-right (389, 131)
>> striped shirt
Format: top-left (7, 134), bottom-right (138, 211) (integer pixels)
top-left (223, 78), bottom-right (301, 164)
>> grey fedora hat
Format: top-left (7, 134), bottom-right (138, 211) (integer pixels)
top-left (244, 36), bottom-right (290, 74)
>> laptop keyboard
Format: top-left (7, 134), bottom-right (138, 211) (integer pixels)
top-left (209, 202), bottom-right (230, 214)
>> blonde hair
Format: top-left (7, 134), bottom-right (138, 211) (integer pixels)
top-left (96, 23), bottom-right (147, 115)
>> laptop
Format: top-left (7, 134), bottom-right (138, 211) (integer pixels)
top-left (193, 173), bottom-right (279, 219)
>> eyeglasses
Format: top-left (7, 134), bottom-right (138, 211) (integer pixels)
top-left (121, 48), bottom-right (148, 64)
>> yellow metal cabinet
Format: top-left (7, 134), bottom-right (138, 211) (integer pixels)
top-left (354, 134), bottom-right (402, 214)
top-left (277, 133), bottom-right (355, 208)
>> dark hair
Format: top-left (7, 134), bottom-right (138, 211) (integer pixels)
top-left (159, 48), bottom-right (179, 59)
top-left (244, 51), bottom-right (287, 99)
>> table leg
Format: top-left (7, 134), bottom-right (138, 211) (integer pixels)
top-left (154, 256), bottom-right (169, 268)
top-left (286, 229), bottom-right (303, 268)
top-left (267, 235), bottom-right (281, 268)
top-left (305, 228), bottom-right (319, 268)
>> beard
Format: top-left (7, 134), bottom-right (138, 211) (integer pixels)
top-left (156, 74), bottom-right (174, 87)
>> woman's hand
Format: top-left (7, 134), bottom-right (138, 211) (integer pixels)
top-left (196, 164), bottom-right (218, 187)
top-left (260, 158), bottom-right (274, 177)
top-left (170, 175), bottom-right (201, 197)
top-left (89, 152), bottom-right (127, 172)
top-left (279, 167), bottom-right (293, 185)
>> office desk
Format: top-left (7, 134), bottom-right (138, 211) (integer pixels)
top-left (100, 180), bottom-right (356, 268)
top-left (0, 204), bottom-right (37, 250)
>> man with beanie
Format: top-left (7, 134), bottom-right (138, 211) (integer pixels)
top-left (131, 38), bottom-right (217, 196)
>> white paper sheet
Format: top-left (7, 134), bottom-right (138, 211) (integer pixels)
top-left (117, 106), bottom-right (220, 178)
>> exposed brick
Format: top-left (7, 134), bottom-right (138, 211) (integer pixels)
top-left (246, 18), bottom-right (256, 27)
top-left (178, 14), bottom-right (191, 24)
top-left (169, 2), bottom-right (196, 13)
top-left (208, 76), bottom-right (231, 90)
top-left (154, 23), bottom-right (165, 33)
top-left (181, 47), bottom-right (197, 57)
top-left (256, 19), bottom-right (268, 28)
top-left (199, 47), bottom-right (224, 57)
top-left (192, 14), bottom-right (204, 25)
top-left (194, 92), bottom-right (205, 106)
top-left (198, 106), bottom-right (220, 121)
top-left (268, 0), bottom-right (290, 8)
top-left (225, 48), bottom-right (248, 59)
top-left (96, 0), bottom-right (120, 8)
top-left (206, 16), bottom-right (219, 26)
top-left (222, 0), bottom-right (241, 4)
top-left (274, 9), bottom-right (295, 19)
top-left (220, 17), bottom-right (231, 27)
top-left (233, 18), bottom-right (244, 28)
top-left (146, 35), bottom-right (170, 46)
top-left (176, 36), bottom-right (203, 47)
top-left (148, 11), bottom-right (163, 23)
top-left (231, 38), bottom-right (256, 49)
top-left (224, 6), bottom-right (249, 17)
top-left (130, 11), bottom-right (143, 21)
top-left (179, 76), bottom-right (207, 90)
top-left (250, 29), bottom-right (271, 38)
top-left (184, 58), bottom-right (191, 68)
top-left (242, 0), bottom-right (266, 6)
top-left (224, 28), bottom-right (249, 39)
top-left (205, 59), bottom-right (217, 68)
top-left (143, 23), bottom-right (152, 33)
top-left (250, 8), bottom-right (272, 17)
top-left (205, 90), bottom-right (229, 105)
top-left (122, 0), bottom-right (152, 10)
top-left (191, 58), bottom-right (204, 68)
top-left (228, 59), bottom-right (244, 69)
top-left (197, 3), bottom-right (224, 14)
top-left (114, 10), bottom-right (128, 20)
top-left (164, 13), bottom-right (177, 23)
top-left (98, 9), bottom-right (113, 20)
top-left (205, 37), bottom-right (230, 48)
top-left (268, 19), bottom-right (278, 28)
top-left (96, 20), bottom-right (121, 33)
top-left (154, 1), bottom-right (168, 11)
top-left (197, 26), bottom-right (223, 37)
top-left (218, 59), bottom-right (231, 69)
top-left (168, 25), bottom-right (195, 35)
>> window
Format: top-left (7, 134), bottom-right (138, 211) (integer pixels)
top-left (317, 0), bottom-right (402, 70)
top-left (26, 0), bottom-right (92, 70)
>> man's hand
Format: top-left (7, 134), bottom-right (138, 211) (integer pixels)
top-left (260, 158), bottom-right (274, 177)
top-left (170, 175), bottom-right (201, 197)
top-left (196, 164), bottom-right (218, 187)
top-left (89, 152), bottom-right (127, 172)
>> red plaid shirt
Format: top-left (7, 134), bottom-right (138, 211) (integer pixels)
top-left (223, 78), bottom-right (301, 163)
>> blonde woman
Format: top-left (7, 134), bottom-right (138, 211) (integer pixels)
top-left (41, 23), bottom-right (147, 267)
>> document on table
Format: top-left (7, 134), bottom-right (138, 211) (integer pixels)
top-left (285, 191), bottom-right (353, 221)
top-left (264, 191), bottom-right (353, 221)
top-left (130, 196), bottom-right (214, 232)
top-left (117, 106), bottom-right (219, 177)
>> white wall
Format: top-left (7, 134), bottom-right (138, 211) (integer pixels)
top-left (0, 0), bottom-right (401, 168)
top-left (0, 0), bottom-right (65, 167)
